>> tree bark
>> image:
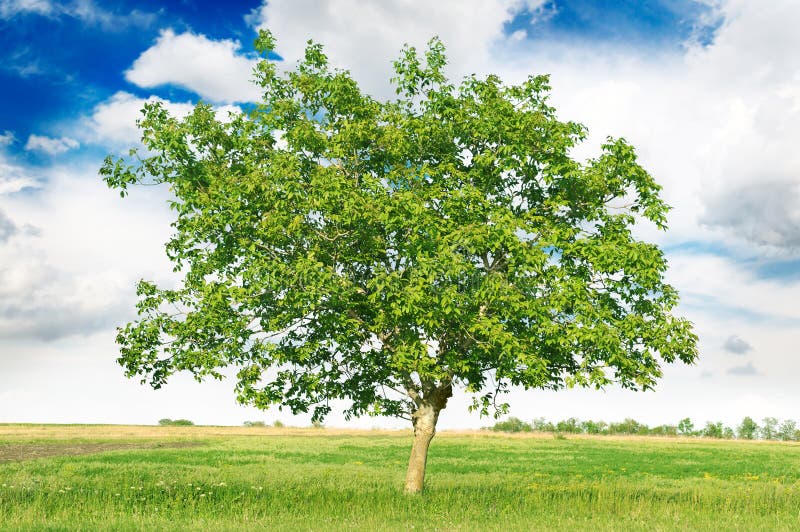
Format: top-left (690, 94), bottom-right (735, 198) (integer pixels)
top-left (404, 403), bottom-right (438, 494)
top-left (403, 383), bottom-right (452, 494)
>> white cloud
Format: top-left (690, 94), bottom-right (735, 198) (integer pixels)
top-left (84, 91), bottom-right (240, 148)
top-left (85, 91), bottom-right (192, 147)
top-left (0, 177), bottom-right (39, 195)
top-left (25, 134), bottom-right (79, 155)
top-left (0, 175), bottom-right (40, 195)
top-left (0, 163), bottom-right (176, 342)
top-left (727, 361), bottom-right (759, 376)
top-left (0, 132), bottom-right (41, 194)
top-left (125, 29), bottom-right (261, 104)
top-left (68, 0), bottom-right (156, 29)
top-left (0, 253), bottom-right (129, 340)
top-left (702, 181), bottom-right (800, 252)
top-left (528, 0), bottom-right (557, 25)
top-left (0, 0), bottom-right (52, 17)
top-left (723, 335), bottom-right (752, 355)
top-left (508, 29), bottom-right (527, 43)
top-left (0, 209), bottom-right (17, 242)
top-left (248, 0), bottom-right (537, 98)
top-left (667, 252), bottom-right (800, 324)
top-left (0, 0), bottom-right (156, 29)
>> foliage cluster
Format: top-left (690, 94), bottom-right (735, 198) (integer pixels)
top-left (101, 29), bottom-right (697, 426)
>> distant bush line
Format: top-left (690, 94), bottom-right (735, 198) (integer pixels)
top-left (485, 416), bottom-right (800, 441)
top-left (242, 420), bottom-right (326, 428)
top-left (157, 418), bottom-right (195, 426)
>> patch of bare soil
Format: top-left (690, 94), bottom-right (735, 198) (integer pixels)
top-left (0, 441), bottom-right (202, 462)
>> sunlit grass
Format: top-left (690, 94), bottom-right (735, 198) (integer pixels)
top-left (1, 425), bottom-right (800, 530)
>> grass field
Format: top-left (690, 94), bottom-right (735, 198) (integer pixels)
top-left (2, 425), bottom-right (800, 530)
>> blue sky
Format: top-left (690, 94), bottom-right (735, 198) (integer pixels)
top-left (1, 1), bottom-right (264, 159)
top-left (1, 0), bottom-right (716, 152)
top-left (2, 0), bottom-right (800, 428)
top-left (506, 0), bottom-right (720, 47)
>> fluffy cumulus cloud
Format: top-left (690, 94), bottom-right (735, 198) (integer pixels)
top-left (248, 0), bottom-right (546, 97)
top-left (682, 0), bottom-right (800, 254)
top-left (702, 181), bottom-right (800, 253)
top-left (25, 134), bottom-right (79, 155)
top-left (0, 254), bottom-right (129, 340)
top-left (0, 122), bottom-right (176, 344)
top-left (84, 91), bottom-right (194, 147)
top-left (0, 163), bottom-right (175, 342)
top-left (125, 29), bottom-right (261, 104)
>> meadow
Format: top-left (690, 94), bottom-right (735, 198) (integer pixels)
top-left (1, 424), bottom-right (800, 530)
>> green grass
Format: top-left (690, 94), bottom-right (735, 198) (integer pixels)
top-left (2, 426), bottom-right (800, 530)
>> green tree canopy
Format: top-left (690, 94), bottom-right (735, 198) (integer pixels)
top-left (761, 417), bottom-right (779, 440)
top-left (101, 30), bottom-right (698, 493)
top-left (677, 417), bottom-right (695, 436)
top-left (737, 416), bottom-right (758, 440)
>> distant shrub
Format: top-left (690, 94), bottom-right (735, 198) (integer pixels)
top-left (532, 417), bottom-right (555, 432)
top-left (761, 417), bottom-right (779, 440)
top-left (243, 421), bottom-right (267, 427)
top-left (273, 420), bottom-right (285, 428)
top-left (778, 420), bottom-right (797, 441)
top-left (649, 424), bottom-right (678, 437)
top-left (489, 417), bottom-right (532, 433)
top-left (701, 421), bottom-right (726, 439)
top-left (311, 420), bottom-right (325, 429)
top-left (608, 418), bottom-right (649, 435)
top-left (580, 420), bottom-right (608, 434)
top-left (555, 417), bottom-right (581, 434)
top-left (158, 418), bottom-right (194, 426)
top-left (677, 418), bottom-right (695, 436)
top-left (737, 417), bottom-right (758, 440)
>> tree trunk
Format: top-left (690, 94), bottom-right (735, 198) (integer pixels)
top-left (404, 403), bottom-right (438, 494)
top-left (403, 381), bottom-right (452, 494)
